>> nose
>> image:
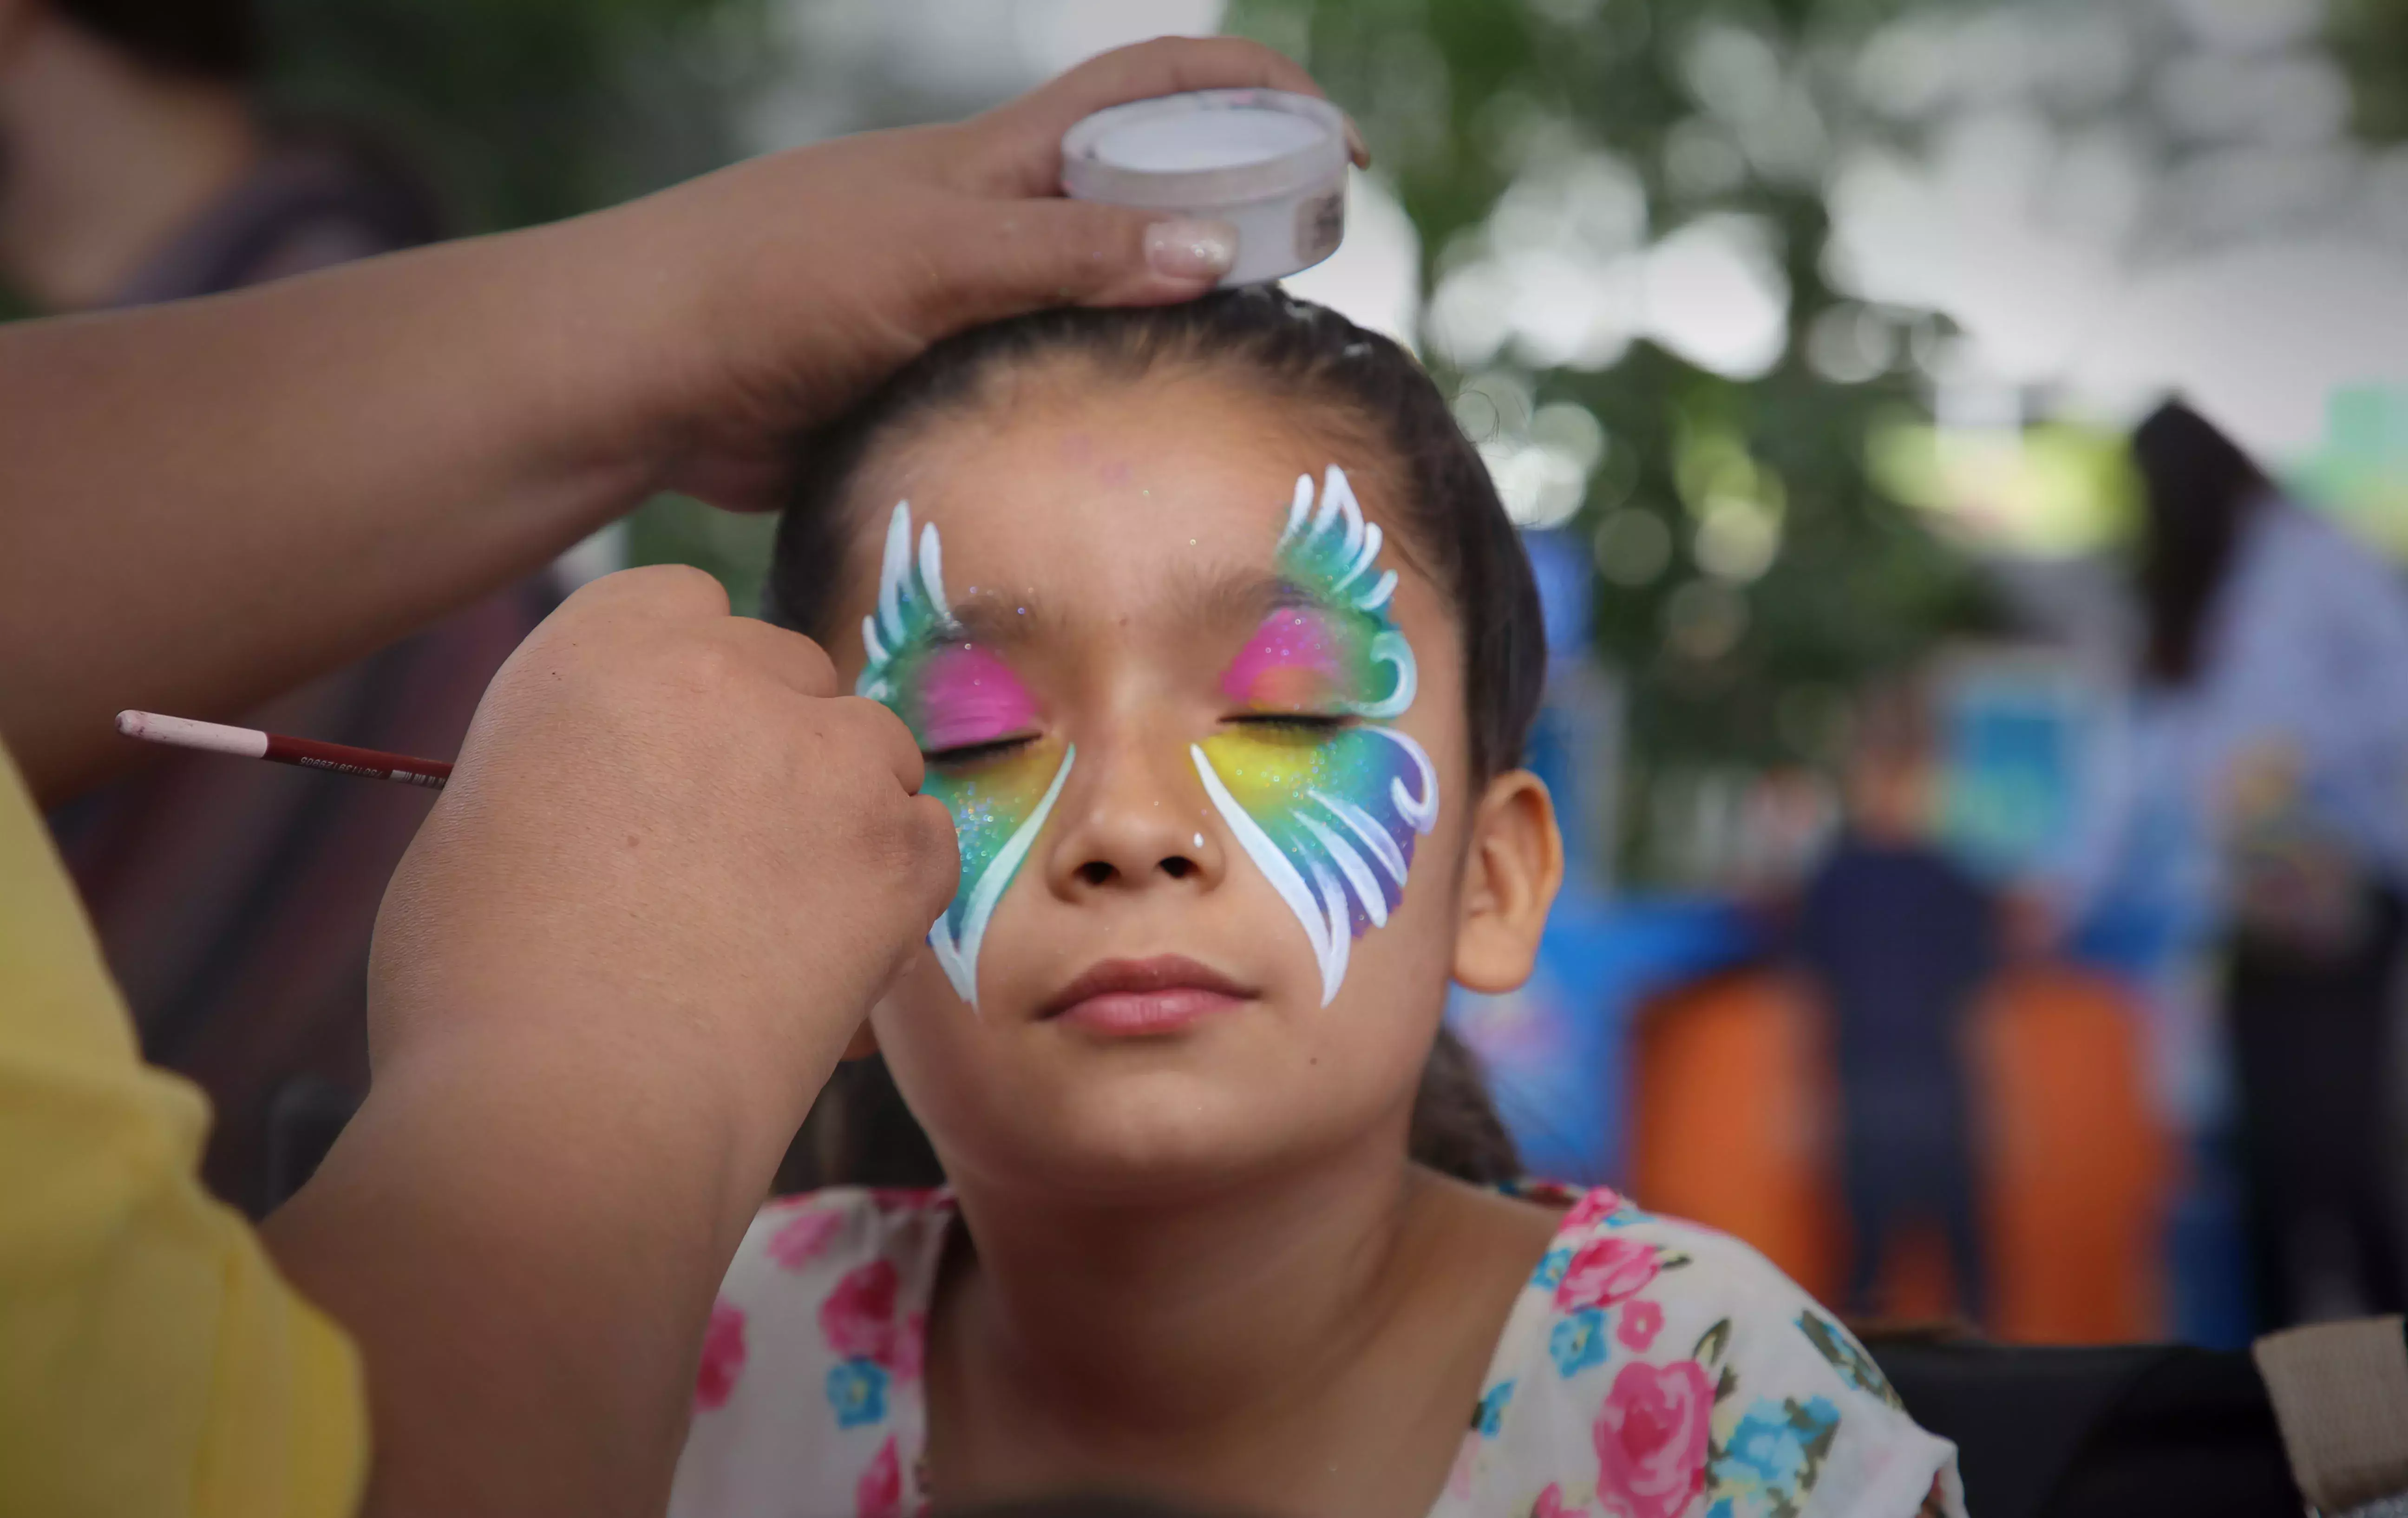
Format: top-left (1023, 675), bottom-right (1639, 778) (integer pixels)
top-left (1044, 732), bottom-right (1227, 899)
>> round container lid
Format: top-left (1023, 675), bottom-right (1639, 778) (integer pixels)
top-left (1061, 88), bottom-right (1347, 211)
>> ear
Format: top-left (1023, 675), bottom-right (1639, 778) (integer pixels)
top-left (1451, 769), bottom-right (1564, 994)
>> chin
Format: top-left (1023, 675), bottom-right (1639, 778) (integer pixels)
top-left (972, 1065), bottom-right (1326, 1197)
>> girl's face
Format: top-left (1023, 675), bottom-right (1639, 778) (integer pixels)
top-left (828, 367), bottom-right (1538, 1198)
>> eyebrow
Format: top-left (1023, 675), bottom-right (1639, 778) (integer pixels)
top-left (912, 569), bottom-right (1321, 659)
top-left (940, 591), bottom-right (1067, 649)
top-left (1162, 566), bottom-right (1323, 632)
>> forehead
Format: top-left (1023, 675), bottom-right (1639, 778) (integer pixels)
top-left (842, 373), bottom-right (1408, 640)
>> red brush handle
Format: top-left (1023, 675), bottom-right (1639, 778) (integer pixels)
top-left (262, 732), bottom-right (452, 788)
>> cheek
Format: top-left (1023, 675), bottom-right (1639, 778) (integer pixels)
top-left (1198, 728), bottom-right (1332, 809)
top-left (1203, 726), bottom-right (1423, 830)
top-left (910, 645), bottom-right (1038, 751)
top-left (926, 744), bottom-right (1064, 886)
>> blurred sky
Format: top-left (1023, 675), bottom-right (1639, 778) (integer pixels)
top-left (739, 0), bottom-right (2407, 463)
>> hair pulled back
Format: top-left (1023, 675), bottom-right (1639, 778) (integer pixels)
top-left (766, 287), bottom-right (1541, 1191)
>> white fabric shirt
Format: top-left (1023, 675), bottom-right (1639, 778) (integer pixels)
top-left (669, 1184), bottom-right (1963, 1518)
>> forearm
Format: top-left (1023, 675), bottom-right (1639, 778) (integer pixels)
top-left (0, 37), bottom-right (1328, 804)
top-left (0, 217), bottom-right (667, 803)
top-left (261, 1028), bottom-right (818, 1518)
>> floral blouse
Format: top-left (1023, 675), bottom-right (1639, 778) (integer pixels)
top-left (668, 1184), bottom-right (1966, 1518)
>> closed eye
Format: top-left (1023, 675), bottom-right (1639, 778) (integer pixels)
top-left (1224, 712), bottom-right (1353, 736)
top-left (923, 733), bottom-right (1039, 767)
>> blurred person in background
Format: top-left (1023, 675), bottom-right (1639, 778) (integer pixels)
top-left (2128, 399), bottom-right (2408, 1328)
top-left (0, 0), bottom-right (553, 1214)
top-left (1797, 681), bottom-right (1999, 1323)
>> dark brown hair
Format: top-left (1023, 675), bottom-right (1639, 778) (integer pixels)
top-left (2133, 399), bottom-right (2273, 687)
top-left (766, 288), bottom-right (1540, 1191)
top-left (57, 0), bottom-right (259, 81)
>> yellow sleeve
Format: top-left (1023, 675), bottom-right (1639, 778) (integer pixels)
top-left (0, 743), bottom-right (366, 1518)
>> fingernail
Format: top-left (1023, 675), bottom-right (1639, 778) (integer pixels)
top-left (1145, 218), bottom-right (1237, 281)
top-left (1343, 116), bottom-right (1371, 167)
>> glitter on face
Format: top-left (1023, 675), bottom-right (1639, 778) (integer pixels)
top-left (914, 643), bottom-right (1039, 753)
top-left (1193, 465), bottom-right (1439, 1006)
top-left (856, 501), bottom-right (1073, 1009)
top-left (1221, 608), bottom-right (1347, 710)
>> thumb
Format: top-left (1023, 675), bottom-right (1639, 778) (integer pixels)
top-left (933, 197), bottom-right (1238, 323)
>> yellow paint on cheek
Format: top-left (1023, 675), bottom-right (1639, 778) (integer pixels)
top-left (1199, 730), bottom-right (1325, 802)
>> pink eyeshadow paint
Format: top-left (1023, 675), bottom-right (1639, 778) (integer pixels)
top-left (1222, 608), bottom-right (1347, 710)
top-left (913, 643), bottom-right (1039, 752)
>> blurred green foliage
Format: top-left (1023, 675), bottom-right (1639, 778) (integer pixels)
top-left (259, 0), bottom-right (779, 612)
top-left (260, 0), bottom-right (767, 233)
top-left (2332, 0), bottom-right (2408, 145)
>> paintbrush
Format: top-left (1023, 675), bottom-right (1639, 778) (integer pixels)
top-left (116, 710), bottom-right (452, 791)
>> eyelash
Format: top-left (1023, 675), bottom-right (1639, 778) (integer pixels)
top-left (1226, 712), bottom-right (1352, 735)
top-left (923, 734), bottom-right (1038, 767)
top-left (923, 712), bottom-right (1348, 766)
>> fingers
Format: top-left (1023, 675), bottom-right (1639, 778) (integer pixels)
top-left (829, 694), bottom-right (927, 798)
top-left (707, 614), bottom-right (841, 699)
top-left (968, 37), bottom-right (1357, 197)
top-left (904, 791), bottom-right (962, 922)
top-left (563, 563), bottom-right (732, 622)
top-left (686, 618), bottom-right (929, 802)
top-left (926, 196), bottom-right (1243, 321)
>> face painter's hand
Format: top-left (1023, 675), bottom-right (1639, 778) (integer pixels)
top-left (367, 564), bottom-right (957, 1167)
top-left (270, 567), bottom-right (952, 1518)
top-left (575, 36), bottom-right (1363, 509)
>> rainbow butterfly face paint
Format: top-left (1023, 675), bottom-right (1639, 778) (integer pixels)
top-left (858, 501), bottom-right (1073, 1010)
top-left (1191, 465), bottom-right (1439, 1006)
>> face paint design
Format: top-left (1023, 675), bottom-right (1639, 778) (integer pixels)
top-left (857, 501), bottom-right (1074, 1009)
top-left (1192, 465), bottom-right (1440, 1006)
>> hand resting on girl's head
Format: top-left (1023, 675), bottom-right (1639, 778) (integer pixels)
top-left (667, 291), bottom-right (1966, 1518)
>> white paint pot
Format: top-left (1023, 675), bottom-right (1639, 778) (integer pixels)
top-left (1061, 88), bottom-right (1348, 288)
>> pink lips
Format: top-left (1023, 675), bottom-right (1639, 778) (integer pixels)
top-left (1041, 955), bottom-right (1255, 1035)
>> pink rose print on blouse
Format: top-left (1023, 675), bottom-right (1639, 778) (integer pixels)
top-left (1593, 1360), bottom-right (1712, 1518)
top-left (1563, 1187), bottom-right (1624, 1231)
top-left (820, 1260), bottom-right (903, 1367)
top-left (857, 1434), bottom-right (903, 1518)
top-left (891, 1311), bottom-right (928, 1384)
top-left (1535, 1481), bottom-right (1588, 1518)
top-left (1618, 1299), bottom-right (1665, 1353)
top-left (770, 1205), bottom-right (846, 1270)
top-left (1556, 1236), bottom-right (1660, 1314)
top-left (694, 1298), bottom-right (748, 1412)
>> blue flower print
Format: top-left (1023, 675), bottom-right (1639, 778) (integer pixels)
top-left (1547, 1307), bottom-right (1608, 1377)
top-left (1795, 1310), bottom-right (1904, 1408)
top-left (825, 1358), bottom-right (890, 1429)
top-left (1474, 1379), bottom-right (1516, 1437)
top-left (1708, 1395), bottom-right (1840, 1513)
top-left (1531, 1247), bottom-right (1571, 1290)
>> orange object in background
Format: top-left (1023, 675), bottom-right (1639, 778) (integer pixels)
top-left (1976, 961), bottom-right (2172, 1341)
top-left (1628, 962), bottom-right (2170, 1342)
top-left (1629, 969), bottom-right (1845, 1302)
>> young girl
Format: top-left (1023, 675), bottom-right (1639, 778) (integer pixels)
top-left (669, 291), bottom-right (1963, 1518)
